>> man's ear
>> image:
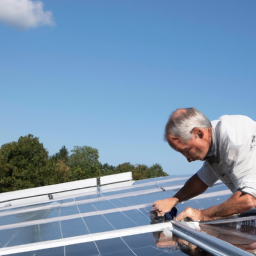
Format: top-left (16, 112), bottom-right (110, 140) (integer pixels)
top-left (192, 128), bottom-right (204, 139)
top-left (198, 130), bottom-right (203, 139)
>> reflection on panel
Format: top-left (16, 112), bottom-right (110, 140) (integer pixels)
top-left (5, 222), bottom-right (61, 247)
top-left (0, 228), bottom-right (21, 248)
top-left (201, 218), bottom-right (256, 254)
top-left (0, 207), bottom-right (60, 226)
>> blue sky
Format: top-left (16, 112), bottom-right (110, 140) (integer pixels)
top-left (0, 0), bottom-right (255, 175)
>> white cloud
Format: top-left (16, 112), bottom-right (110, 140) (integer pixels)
top-left (0, 0), bottom-right (55, 30)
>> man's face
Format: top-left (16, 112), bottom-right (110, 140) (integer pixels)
top-left (167, 128), bottom-right (211, 162)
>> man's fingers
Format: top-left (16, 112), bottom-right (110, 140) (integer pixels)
top-left (152, 201), bottom-right (158, 207)
top-left (177, 207), bottom-right (201, 222)
top-left (176, 207), bottom-right (193, 222)
top-left (177, 211), bottom-right (188, 222)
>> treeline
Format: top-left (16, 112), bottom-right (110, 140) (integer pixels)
top-left (0, 134), bottom-right (168, 193)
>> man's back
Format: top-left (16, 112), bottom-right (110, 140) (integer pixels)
top-left (198, 115), bottom-right (256, 197)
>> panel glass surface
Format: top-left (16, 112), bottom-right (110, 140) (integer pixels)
top-left (7, 232), bottom-right (214, 256)
top-left (0, 175), bottom-right (243, 256)
top-left (200, 218), bottom-right (256, 254)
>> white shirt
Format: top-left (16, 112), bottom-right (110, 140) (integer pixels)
top-left (197, 115), bottom-right (256, 198)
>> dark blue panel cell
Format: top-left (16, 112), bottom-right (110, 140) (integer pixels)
top-left (38, 222), bottom-right (62, 242)
top-left (61, 218), bottom-right (88, 238)
top-left (124, 209), bottom-right (150, 226)
top-left (102, 250), bottom-right (134, 256)
top-left (83, 215), bottom-right (114, 233)
top-left (96, 237), bottom-right (127, 254)
top-left (9, 246), bottom-right (64, 256)
top-left (78, 203), bottom-right (96, 214)
top-left (92, 200), bottom-right (115, 211)
top-left (66, 242), bottom-right (99, 256)
top-left (60, 206), bottom-right (79, 216)
top-left (103, 212), bottom-right (137, 229)
top-left (0, 228), bottom-right (22, 248)
top-left (108, 199), bottom-right (128, 207)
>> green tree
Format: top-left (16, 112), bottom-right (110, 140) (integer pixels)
top-left (132, 164), bottom-right (148, 180)
top-left (68, 146), bottom-right (101, 180)
top-left (0, 135), bottom-right (72, 192)
top-left (100, 163), bottom-right (116, 176)
top-left (147, 163), bottom-right (168, 178)
top-left (0, 135), bottom-right (169, 192)
top-left (51, 145), bottom-right (69, 163)
top-left (0, 134), bottom-right (49, 191)
top-left (115, 162), bottom-right (135, 173)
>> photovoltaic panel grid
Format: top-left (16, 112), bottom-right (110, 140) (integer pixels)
top-left (0, 173), bottom-right (254, 256)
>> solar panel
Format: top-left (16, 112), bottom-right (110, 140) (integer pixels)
top-left (0, 173), bottom-right (254, 255)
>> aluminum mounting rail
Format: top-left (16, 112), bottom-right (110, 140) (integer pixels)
top-left (171, 220), bottom-right (252, 256)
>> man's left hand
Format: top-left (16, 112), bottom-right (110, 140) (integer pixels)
top-left (176, 207), bottom-right (212, 222)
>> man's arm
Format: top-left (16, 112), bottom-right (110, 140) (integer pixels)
top-left (152, 174), bottom-right (208, 215)
top-left (177, 191), bottom-right (256, 222)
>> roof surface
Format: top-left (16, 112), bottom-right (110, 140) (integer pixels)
top-left (0, 173), bottom-right (254, 256)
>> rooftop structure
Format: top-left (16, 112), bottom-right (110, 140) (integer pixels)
top-left (0, 172), bottom-right (254, 256)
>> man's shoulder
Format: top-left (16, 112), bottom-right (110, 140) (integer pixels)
top-left (218, 114), bottom-right (254, 123)
top-left (215, 115), bottom-right (256, 145)
top-left (217, 115), bottom-right (255, 130)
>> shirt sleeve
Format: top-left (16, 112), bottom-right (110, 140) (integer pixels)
top-left (197, 161), bottom-right (219, 187)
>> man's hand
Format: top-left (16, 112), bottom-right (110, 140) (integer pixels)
top-left (152, 197), bottom-right (179, 216)
top-left (176, 207), bottom-right (212, 222)
top-left (176, 191), bottom-right (256, 222)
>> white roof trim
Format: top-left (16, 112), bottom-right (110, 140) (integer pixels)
top-left (0, 178), bottom-right (97, 203)
top-left (0, 187), bottom-right (98, 210)
top-left (100, 172), bottom-right (132, 185)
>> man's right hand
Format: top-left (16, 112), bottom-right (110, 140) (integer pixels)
top-left (152, 197), bottom-right (179, 216)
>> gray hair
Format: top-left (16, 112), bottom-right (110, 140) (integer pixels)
top-left (164, 108), bottom-right (212, 142)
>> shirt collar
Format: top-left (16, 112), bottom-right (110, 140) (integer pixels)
top-left (203, 127), bottom-right (217, 161)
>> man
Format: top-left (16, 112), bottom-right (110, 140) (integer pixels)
top-left (153, 108), bottom-right (256, 222)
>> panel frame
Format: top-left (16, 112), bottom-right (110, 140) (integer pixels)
top-left (100, 172), bottom-right (133, 186)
